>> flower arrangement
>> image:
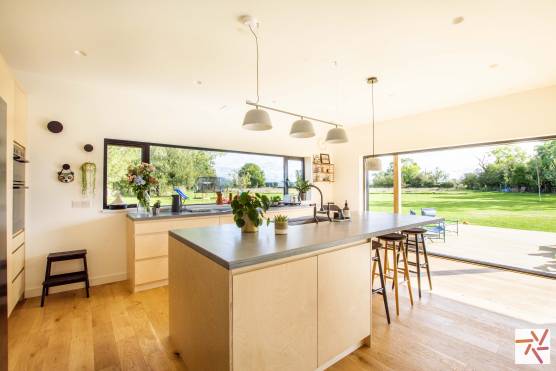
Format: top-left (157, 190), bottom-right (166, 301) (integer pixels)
top-left (231, 191), bottom-right (270, 232)
top-left (127, 162), bottom-right (158, 212)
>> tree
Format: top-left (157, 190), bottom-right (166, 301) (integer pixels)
top-left (535, 140), bottom-right (556, 192)
top-left (238, 163), bottom-right (266, 188)
top-left (371, 161), bottom-right (394, 187)
top-left (401, 159), bottom-right (421, 187)
top-left (461, 172), bottom-right (480, 190)
top-left (489, 145), bottom-right (528, 187)
top-left (150, 147), bottom-right (217, 193)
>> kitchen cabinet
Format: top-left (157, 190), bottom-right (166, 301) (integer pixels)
top-left (169, 237), bottom-right (371, 370)
top-left (317, 243), bottom-right (371, 365)
top-left (233, 257), bottom-right (318, 371)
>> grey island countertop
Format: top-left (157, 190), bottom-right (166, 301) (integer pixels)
top-left (169, 212), bottom-right (443, 269)
top-left (127, 204), bottom-right (313, 221)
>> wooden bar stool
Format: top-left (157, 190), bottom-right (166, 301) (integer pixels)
top-left (400, 227), bottom-right (432, 298)
top-left (371, 241), bottom-right (391, 324)
top-left (378, 233), bottom-right (413, 316)
top-left (41, 249), bottom-right (90, 307)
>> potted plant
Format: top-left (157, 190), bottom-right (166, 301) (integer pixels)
top-left (274, 214), bottom-right (288, 235)
top-left (127, 162), bottom-right (158, 214)
top-left (80, 162), bottom-right (97, 197)
top-left (152, 200), bottom-right (161, 216)
top-left (270, 195), bottom-right (282, 207)
top-left (231, 191), bottom-right (270, 233)
top-left (295, 177), bottom-right (311, 201)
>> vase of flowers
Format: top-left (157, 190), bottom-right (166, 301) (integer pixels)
top-left (231, 191), bottom-right (270, 233)
top-left (127, 162), bottom-right (158, 214)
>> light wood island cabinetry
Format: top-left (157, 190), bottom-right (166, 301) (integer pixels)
top-left (127, 206), bottom-right (313, 292)
top-left (168, 212), bottom-right (442, 370)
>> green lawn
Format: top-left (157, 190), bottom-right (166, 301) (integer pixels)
top-left (369, 189), bottom-right (556, 233)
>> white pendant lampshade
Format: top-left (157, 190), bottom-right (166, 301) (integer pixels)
top-left (289, 118), bottom-right (315, 138)
top-left (365, 156), bottom-right (382, 171)
top-left (242, 108), bottom-right (272, 131)
top-left (325, 127), bottom-right (348, 144)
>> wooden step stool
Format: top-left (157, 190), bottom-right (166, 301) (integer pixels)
top-left (41, 249), bottom-right (90, 307)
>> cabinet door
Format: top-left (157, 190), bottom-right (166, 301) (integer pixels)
top-left (318, 243), bottom-right (371, 366)
top-left (233, 257), bottom-right (318, 371)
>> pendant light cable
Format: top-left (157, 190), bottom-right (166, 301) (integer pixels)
top-left (248, 25), bottom-right (260, 105)
top-left (371, 79), bottom-right (375, 156)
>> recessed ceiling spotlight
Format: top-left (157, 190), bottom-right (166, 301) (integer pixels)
top-left (194, 80), bottom-right (203, 86)
top-left (220, 105), bottom-right (228, 110)
top-left (452, 16), bottom-right (464, 25)
top-left (73, 50), bottom-right (87, 56)
top-left (489, 63), bottom-right (499, 69)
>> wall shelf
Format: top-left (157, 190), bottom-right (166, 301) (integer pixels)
top-left (312, 163), bottom-right (335, 183)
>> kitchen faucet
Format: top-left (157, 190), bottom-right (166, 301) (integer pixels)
top-left (309, 184), bottom-right (334, 222)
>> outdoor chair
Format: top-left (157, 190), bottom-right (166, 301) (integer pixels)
top-left (410, 208), bottom-right (459, 242)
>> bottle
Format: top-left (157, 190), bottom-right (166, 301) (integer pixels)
top-left (343, 200), bottom-right (351, 219)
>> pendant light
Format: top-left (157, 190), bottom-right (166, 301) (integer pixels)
top-left (290, 117), bottom-right (315, 138)
top-left (325, 126), bottom-right (348, 143)
top-left (241, 16), bottom-right (272, 131)
top-left (364, 77), bottom-right (382, 171)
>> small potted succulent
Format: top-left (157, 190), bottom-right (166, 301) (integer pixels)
top-left (274, 214), bottom-right (288, 235)
top-left (152, 200), bottom-right (161, 216)
top-left (295, 177), bottom-right (311, 201)
top-left (231, 191), bottom-right (270, 233)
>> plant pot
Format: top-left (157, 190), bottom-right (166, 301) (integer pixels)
top-left (241, 216), bottom-right (259, 233)
top-left (298, 192), bottom-right (307, 201)
top-left (152, 207), bottom-right (160, 216)
top-left (275, 222), bottom-right (288, 235)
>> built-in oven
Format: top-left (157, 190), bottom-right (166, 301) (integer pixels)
top-left (13, 143), bottom-right (27, 236)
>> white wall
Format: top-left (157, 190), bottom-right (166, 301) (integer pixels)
top-left (333, 85), bottom-right (556, 212)
top-left (19, 71), bottom-right (332, 297)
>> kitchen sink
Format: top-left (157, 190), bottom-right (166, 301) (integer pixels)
top-left (287, 216), bottom-right (330, 226)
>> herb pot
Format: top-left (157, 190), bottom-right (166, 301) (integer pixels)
top-left (241, 216), bottom-right (259, 233)
top-left (298, 192), bottom-right (307, 201)
top-left (152, 207), bottom-right (160, 216)
top-left (275, 221), bottom-right (288, 235)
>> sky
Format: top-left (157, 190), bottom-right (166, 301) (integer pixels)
top-left (213, 152), bottom-right (286, 182)
top-left (382, 140), bottom-right (545, 179)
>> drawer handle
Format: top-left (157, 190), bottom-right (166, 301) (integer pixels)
top-left (12, 242), bottom-right (24, 254)
top-left (12, 267), bottom-right (24, 283)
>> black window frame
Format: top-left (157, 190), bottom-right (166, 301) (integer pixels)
top-left (103, 138), bottom-right (305, 209)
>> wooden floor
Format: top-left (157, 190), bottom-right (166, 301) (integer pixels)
top-left (8, 257), bottom-right (556, 370)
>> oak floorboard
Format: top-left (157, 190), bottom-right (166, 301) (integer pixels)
top-left (8, 257), bottom-right (556, 370)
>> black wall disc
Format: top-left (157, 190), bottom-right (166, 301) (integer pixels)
top-left (47, 121), bottom-right (63, 133)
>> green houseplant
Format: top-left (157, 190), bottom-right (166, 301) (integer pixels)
top-left (80, 162), bottom-right (97, 196)
top-left (274, 214), bottom-right (288, 235)
top-left (231, 191), bottom-right (270, 233)
top-left (270, 195), bottom-right (282, 206)
top-left (152, 200), bottom-right (161, 216)
top-left (295, 177), bottom-right (311, 201)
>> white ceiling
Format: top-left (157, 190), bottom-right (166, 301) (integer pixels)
top-left (1, 0), bottom-right (556, 127)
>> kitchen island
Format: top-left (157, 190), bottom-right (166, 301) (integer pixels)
top-left (169, 212), bottom-right (442, 371)
top-left (126, 204), bottom-right (313, 292)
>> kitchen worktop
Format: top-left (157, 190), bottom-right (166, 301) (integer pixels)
top-left (169, 212), bottom-right (442, 269)
top-left (126, 204), bottom-right (313, 221)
